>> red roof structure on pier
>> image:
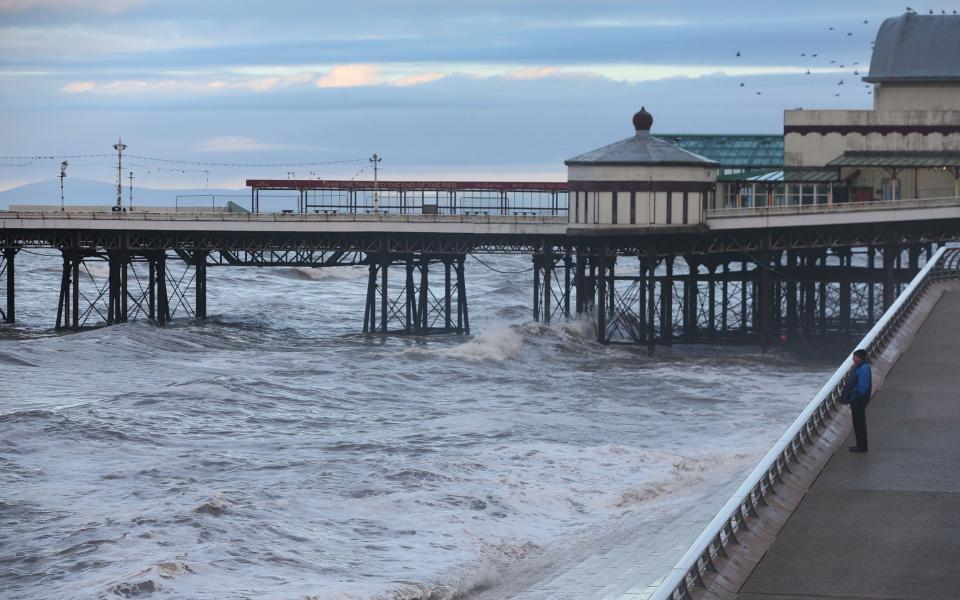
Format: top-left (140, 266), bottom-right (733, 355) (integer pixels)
top-left (246, 179), bottom-right (568, 192)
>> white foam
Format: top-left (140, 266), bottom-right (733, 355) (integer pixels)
top-left (429, 324), bottom-right (524, 362)
top-left (284, 266), bottom-right (367, 281)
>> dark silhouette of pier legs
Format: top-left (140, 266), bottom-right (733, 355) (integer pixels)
top-left (559, 242), bottom-right (929, 349)
top-left (52, 249), bottom-right (194, 329)
top-left (364, 253), bottom-right (468, 335)
top-left (532, 247), bottom-right (573, 325)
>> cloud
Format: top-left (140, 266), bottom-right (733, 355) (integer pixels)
top-left (60, 71), bottom-right (322, 95)
top-left (0, 0), bottom-right (141, 13)
top-left (392, 71), bottom-right (446, 87)
top-left (193, 136), bottom-right (313, 153)
top-left (314, 64), bottom-right (383, 88)
top-left (0, 23), bottom-right (214, 57)
top-left (504, 66), bottom-right (558, 80)
top-left (62, 81), bottom-right (95, 93)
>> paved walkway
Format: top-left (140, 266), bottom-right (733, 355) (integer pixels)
top-left (737, 288), bottom-right (960, 600)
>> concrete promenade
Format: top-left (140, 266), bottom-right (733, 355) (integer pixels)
top-left (737, 287), bottom-right (960, 600)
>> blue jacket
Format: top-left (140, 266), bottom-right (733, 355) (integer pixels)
top-left (846, 363), bottom-right (872, 404)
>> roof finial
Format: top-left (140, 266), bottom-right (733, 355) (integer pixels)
top-left (633, 106), bottom-right (653, 133)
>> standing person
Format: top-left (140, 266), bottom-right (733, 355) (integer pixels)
top-left (845, 348), bottom-right (872, 453)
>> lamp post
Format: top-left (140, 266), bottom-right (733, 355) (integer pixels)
top-left (370, 153), bottom-right (381, 212)
top-left (59, 161), bottom-right (68, 211)
top-left (113, 138), bottom-right (127, 212)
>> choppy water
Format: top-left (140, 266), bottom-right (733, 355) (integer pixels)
top-left (1, 251), bottom-right (833, 599)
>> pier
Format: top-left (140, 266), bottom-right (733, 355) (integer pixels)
top-left (2, 192), bottom-right (958, 348)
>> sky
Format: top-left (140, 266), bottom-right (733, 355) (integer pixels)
top-left (1, 0), bottom-right (958, 191)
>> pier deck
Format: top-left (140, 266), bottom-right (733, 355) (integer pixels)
top-left (737, 286), bottom-right (960, 600)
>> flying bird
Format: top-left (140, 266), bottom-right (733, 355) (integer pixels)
top-left (801, 53), bottom-right (806, 56)
top-left (835, 93), bottom-right (841, 97)
top-left (756, 91), bottom-right (762, 95)
top-left (736, 50), bottom-right (741, 57)
top-left (806, 69), bottom-right (812, 74)
top-left (739, 82), bottom-right (745, 87)
top-left (864, 19), bottom-right (869, 23)
top-left (847, 32), bottom-right (853, 36)
top-left (812, 53), bottom-right (818, 57)
top-left (830, 60), bottom-right (836, 64)
top-left (854, 69), bottom-right (860, 75)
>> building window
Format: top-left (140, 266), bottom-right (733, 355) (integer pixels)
top-left (611, 191), bottom-right (618, 224)
top-left (756, 185), bottom-right (767, 207)
top-left (683, 192), bottom-right (689, 224)
top-left (725, 185), bottom-right (738, 208)
top-left (773, 184), bottom-right (787, 206)
top-left (815, 184), bottom-right (829, 204)
top-left (881, 179), bottom-right (900, 201)
top-left (593, 192), bottom-right (599, 224)
top-left (574, 192), bottom-right (579, 223)
top-left (630, 191), bottom-right (636, 224)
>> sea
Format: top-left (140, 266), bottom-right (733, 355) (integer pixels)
top-left (0, 250), bottom-right (834, 599)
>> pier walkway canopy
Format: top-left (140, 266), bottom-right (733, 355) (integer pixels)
top-left (826, 151), bottom-right (960, 201)
top-left (244, 179), bottom-right (568, 216)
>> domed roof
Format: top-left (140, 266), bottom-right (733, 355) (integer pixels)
top-left (632, 106), bottom-right (653, 131)
top-left (565, 108), bottom-right (719, 168)
top-left (865, 13), bottom-right (960, 83)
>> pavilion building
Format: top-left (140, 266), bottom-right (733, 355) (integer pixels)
top-left (565, 107), bottom-right (718, 227)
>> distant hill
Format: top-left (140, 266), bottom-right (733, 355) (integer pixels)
top-left (0, 178), bottom-right (248, 210)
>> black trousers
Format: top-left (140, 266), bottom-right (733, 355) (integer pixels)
top-left (851, 397), bottom-right (869, 449)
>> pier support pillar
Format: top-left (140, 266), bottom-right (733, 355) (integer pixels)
top-left (883, 236), bottom-right (896, 310)
top-left (1, 248), bottom-right (16, 324)
top-left (595, 255), bottom-right (610, 344)
top-left (56, 250), bottom-right (84, 330)
top-left (107, 251), bottom-right (130, 325)
top-left (194, 251), bottom-right (208, 320)
top-left (661, 257), bottom-right (674, 346)
top-left (786, 250), bottom-right (798, 337)
top-left (153, 252), bottom-right (170, 326)
top-left (757, 237), bottom-right (772, 352)
top-left (683, 257), bottom-right (699, 340)
top-left (838, 248), bottom-right (852, 336)
top-left (645, 257), bottom-right (656, 355)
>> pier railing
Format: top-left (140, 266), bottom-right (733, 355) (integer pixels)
top-left (0, 209), bottom-right (568, 224)
top-left (705, 194), bottom-right (960, 219)
top-left (651, 245), bottom-right (960, 600)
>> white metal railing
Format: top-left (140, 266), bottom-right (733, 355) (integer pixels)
top-left (706, 195), bottom-right (960, 219)
top-left (651, 246), bottom-right (960, 600)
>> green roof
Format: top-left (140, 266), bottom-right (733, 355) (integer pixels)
top-left (718, 168), bottom-right (841, 183)
top-left (827, 151), bottom-right (960, 168)
top-left (654, 133), bottom-right (783, 169)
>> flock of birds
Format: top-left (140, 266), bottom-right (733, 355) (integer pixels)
top-left (734, 8), bottom-right (958, 100)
